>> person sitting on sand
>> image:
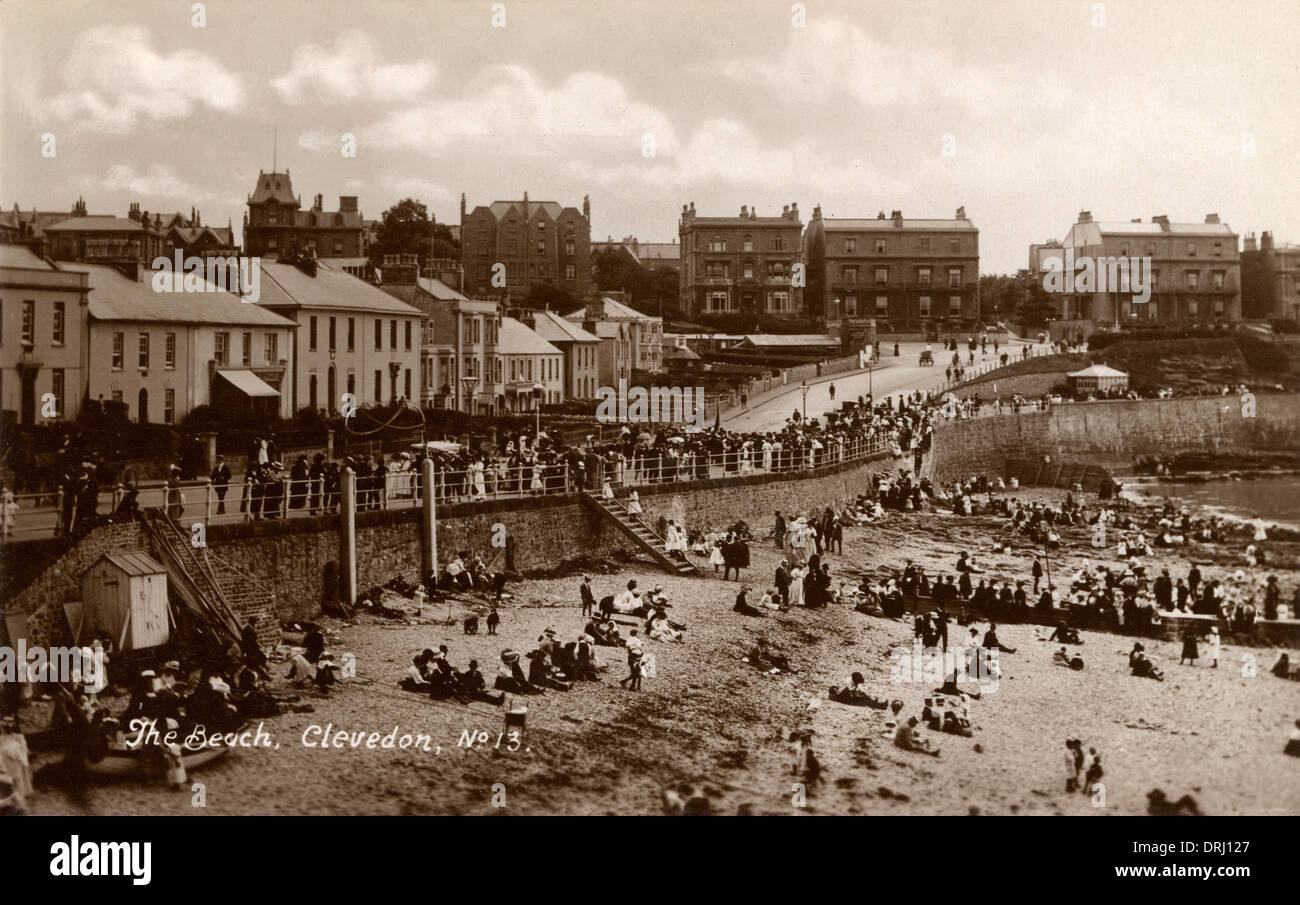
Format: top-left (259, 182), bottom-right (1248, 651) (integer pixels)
top-left (527, 649), bottom-right (571, 692)
top-left (1129, 643), bottom-right (1164, 681)
top-left (460, 659), bottom-right (505, 705)
top-left (1048, 621), bottom-right (1082, 645)
top-left (648, 608), bottom-right (684, 643)
top-left (1147, 789), bottom-right (1202, 816)
top-left (894, 716), bottom-right (940, 756)
top-left (733, 586), bottom-right (764, 616)
top-left (983, 622), bottom-right (1016, 653)
top-left (495, 650), bottom-right (543, 695)
top-left (829, 672), bottom-right (889, 708)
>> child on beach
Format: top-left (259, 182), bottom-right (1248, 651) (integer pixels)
top-left (486, 605), bottom-right (500, 635)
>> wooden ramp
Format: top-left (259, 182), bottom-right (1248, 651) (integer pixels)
top-left (580, 492), bottom-right (700, 577)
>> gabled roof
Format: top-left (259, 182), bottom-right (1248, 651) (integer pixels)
top-left (415, 276), bottom-right (471, 302)
top-left (530, 309), bottom-right (599, 344)
top-left (0, 245), bottom-right (58, 270)
top-left (167, 225), bottom-right (236, 246)
top-left (1068, 364), bottom-right (1128, 378)
top-left (499, 316), bottom-right (561, 356)
top-left (485, 200), bottom-right (565, 220)
top-left (565, 297), bottom-right (660, 324)
top-left (635, 243), bottom-right (680, 263)
top-left (66, 262), bottom-right (296, 327)
top-left (257, 261), bottom-right (423, 315)
top-left (249, 171), bottom-right (300, 206)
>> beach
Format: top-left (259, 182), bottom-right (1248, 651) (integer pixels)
top-left (23, 487), bottom-right (1300, 816)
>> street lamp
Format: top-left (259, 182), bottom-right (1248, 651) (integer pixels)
top-left (799, 380), bottom-right (810, 422)
top-left (532, 381), bottom-right (543, 440)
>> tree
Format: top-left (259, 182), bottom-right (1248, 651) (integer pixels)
top-left (370, 198), bottom-right (459, 266)
top-left (524, 282), bottom-right (582, 314)
top-left (1013, 268), bottom-right (1055, 329)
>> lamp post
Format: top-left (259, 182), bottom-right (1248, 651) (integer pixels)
top-left (532, 381), bottom-right (543, 441)
top-left (459, 376), bottom-right (479, 416)
top-left (799, 380), bottom-right (810, 422)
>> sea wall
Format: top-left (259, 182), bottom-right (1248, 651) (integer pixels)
top-left (926, 393), bottom-right (1300, 483)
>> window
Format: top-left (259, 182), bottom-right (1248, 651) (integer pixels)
top-left (875, 296), bottom-right (888, 316)
top-left (265, 333), bottom-right (278, 365)
top-left (1185, 271), bottom-right (1199, 290)
top-left (138, 333), bottom-right (150, 369)
top-left (268, 236), bottom-right (278, 249)
top-left (709, 291), bottom-right (729, 312)
top-left (309, 316), bottom-right (318, 351)
top-left (347, 317), bottom-right (355, 351)
top-left (1151, 269), bottom-right (1160, 288)
top-left (111, 390), bottom-right (122, 404)
top-left (844, 238), bottom-right (856, 254)
top-left (21, 301), bottom-right (34, 345)
top-left (390, 319), bottom-right (397, 349)
top-left (918, 237), bottom-right (931, 253)
top-left (948, 267), bottom-right (962, 288)
top-left (917, 266), bottom-right (931, 286)
top-left (374, 371), bottom-right (382, 402)
top-left (536, 239), bottom-right (546, 255)
top-left (875, 239), bottom-right (887, 254)
top-left (709, 235), bottom-right (726, 252)
top-left (565, 236), bottom-right (575, 255)
top-left (919, 296), bottom-right (932, 317)
top-left (333, 238), bottom-right (343, 254)
top-left (1213, 271), bottom-right (1225, 290)
top-left (565, 264), bottom-right (575, 280)
top-left (164, 388), bottom-right (175, 425)
top-left (1188, 299), bottom-right (1199, 317)
top-left (743, 235), bottom-right (753, 252)
top-left (842, 265), bottom-right (859, 284)
top-left (405, 320), bottom-right (412, 351)
top-left (165, 332), bottom-right (176, 369)
top-left (1214, 299), bottom-right (1225, 319)
top-left (214, 332), bottom-right (228, 366)
top-left (743, 260), bottom-right (754, 279)
top-left (404, 368), bottom-right (411, 399)
top-left (948, 238), bottom-right (960, 253)
top-left (347, 373), bottom-right (355, 395)
top-left (1186, 241), bottom-right (1197, 257)
top-left (375, 319), bottom-right (382, 350)
top-left (1213, 242), bottom-right (1222, 257)
top-left (874, 267), bottom-right (889, 287)
top-left (241, 331), bottom-right (252, 365)
top-left (1147, 243), bottom-right (1156, 256)
top-left (51, 369), bottom-right (64, 418)
top-left (769, 290), bottom-right (790, 312)
top-left (949, 295), bottom-right (962, 316)
top-left (53, 303), bottom-right (65, 345)
top-left (1119, 243), bottom-right (1129, 257)
top-left (843, 295), bottom-right (857, 316)
top-left (112, 332), bottom-right (124, 369)
top-left (706, 262), bottom-right (729, 279)
top-left (771, 236), bottom-right (786, 251)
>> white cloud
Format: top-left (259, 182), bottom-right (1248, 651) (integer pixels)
top-left (710, 19), bottom-right (1067, 118)
top-left (301, 65), bottom-right (677, 156)
top-left (271, 34), bottom-right (434, 104)
top-left (45, 26), bottom-right (243, 133)
top-left (86, 164), bottom-right (242, 206)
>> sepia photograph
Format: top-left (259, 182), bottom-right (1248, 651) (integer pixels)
top-left (0, 0), bottom-right (1296, 876)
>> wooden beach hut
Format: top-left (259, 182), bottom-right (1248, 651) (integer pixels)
top-left (80, 552), bottom-right (170, 651)
top-left (1067, 363), bottom-right (1128, 394)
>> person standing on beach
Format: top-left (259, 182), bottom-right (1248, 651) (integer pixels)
top-left (1179, 624), bottom-right (1200, 666)
top-left (773, 511), bottom-right (786, 549)
top-left (620, 631), bottom-right (643, 691)
top-left (1032, 556), bottom-right (1043, 594)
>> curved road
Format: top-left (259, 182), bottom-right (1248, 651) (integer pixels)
top-left (724, 339), bottom-right (1052, 432)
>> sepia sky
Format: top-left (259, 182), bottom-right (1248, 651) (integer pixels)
top-left (2, 0), bottom-right (1297, 273)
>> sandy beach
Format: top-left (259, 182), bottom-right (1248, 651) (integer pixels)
top-left (22, 487), bottom-right (1300, 816)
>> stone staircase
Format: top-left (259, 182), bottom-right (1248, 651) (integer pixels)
top-left (580, 491), bottom-right (699, 577)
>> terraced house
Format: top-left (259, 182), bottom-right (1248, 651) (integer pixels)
top-left (803, 206), bottom-right (980, 340)
top-left (1056, 211), bottom-right (1240, 329)
top-left (678, 202), bottom-right (804, 317)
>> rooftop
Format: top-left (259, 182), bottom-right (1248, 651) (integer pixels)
top-left (62, 262), bottom-right (296, 327)
top-left (257, 260), bottom-right (423, 315)
top-left (529, 309), bottom-right (600, 344)
top-left (499, 316), bottom-right (562, 356)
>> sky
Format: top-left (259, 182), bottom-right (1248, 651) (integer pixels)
top-left (2, 0), bottom-right (1297, 273)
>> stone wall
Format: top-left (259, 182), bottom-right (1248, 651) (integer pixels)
top-left (925, 392), bottom-right (1300, 484)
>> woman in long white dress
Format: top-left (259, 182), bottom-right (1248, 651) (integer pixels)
top-left (627, 490), bottom-right (643, 514)
top-left (761, 439), bottom-right (773, 472)
top-left (471, 459), bottom-right (486, 498)
top-left (788, 566), bottom-right (806, 607)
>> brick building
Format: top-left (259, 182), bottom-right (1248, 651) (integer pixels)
top-left (678, 202), bottom-right (803, 317)
top-left (460, 193), bottom-right (591, 301)
top-left (804, 207), bottom-right (980, 340)
top-left (243, 170), bottom-right (365, 260)
top-left (1241, 231), bottom-right (1300, 322)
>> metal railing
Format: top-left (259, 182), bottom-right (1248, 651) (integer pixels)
top-left (0, 431), bottom-right (900, 541)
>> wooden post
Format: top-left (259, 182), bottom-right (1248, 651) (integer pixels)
top-left (340, 466), bottom-right (357, 605)
top-left (421, 456), bottom-right (436, 583)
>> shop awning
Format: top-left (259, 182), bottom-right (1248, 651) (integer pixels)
top-left (217, 369), bottom-right (280, 397)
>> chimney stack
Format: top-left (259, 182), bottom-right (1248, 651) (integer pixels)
top-left (1077, 210), bottom-right (1092, 223)
top-left (740, 205), bottom-right (748, 217)
top-left (1243, 232), bottom-right (1257, 252)
top-left (1205, 213), bottom-right (1220, 224)
top-left (1153, 215), bottom-right (1170, 231)
top-left (956, 206), bottom-right (967, 219)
